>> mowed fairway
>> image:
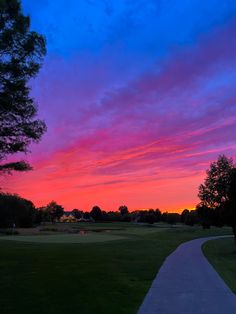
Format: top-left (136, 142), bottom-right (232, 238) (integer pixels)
top-left (0, 223), bottom-right (232, 314)
top-left (0, 233), bottom-right (125, 243)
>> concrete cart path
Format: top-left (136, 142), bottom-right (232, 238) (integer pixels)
top-left (138, 236), bottom-right (236, 314)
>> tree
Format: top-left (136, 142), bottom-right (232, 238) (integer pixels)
top-left (118, 205), bottom-right (129, 215)
top-left (118, 205), bottom-right (130, 221)
top-left (198, 155), bottom-right (234, 208)
top-left (154, 208), bottom-right (162, 222)
top-left (44, 201), bottom-right (64, 222)
top-left (90, 206), bottom-right (102, 221)
top-left (83, 212), bottom-right (91, 220)
top-left (198, 155), bottom-right (236, 242)
top-left (0, 192), bottom-right (36, 227)
top-left (34, 206), bottom-right (44, 224)
top-left (0, 0), bottom-right (46, 173)
top-left (71, 208), bottom-right (82, 219)
top-left (196, 204), bottom-right (212, 229)
top-left (181, 209), bottom-right (190, 223)
top-left (224, 168), bottom-right (236, 243)
top-left (184, 210), bottom-right (199, 226)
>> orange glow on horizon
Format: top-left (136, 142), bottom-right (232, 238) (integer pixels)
top-left (2, 140), bottom-right (205, 213)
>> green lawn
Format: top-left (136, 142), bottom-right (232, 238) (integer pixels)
top-left (203, 236), bottom-right (236, 294)
top-left (0, 233), bottom-right (126, 243)
top-left (0, 224), bottom-right (232, 314)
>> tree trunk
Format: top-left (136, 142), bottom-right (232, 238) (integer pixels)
top-left (232, 225), bottom-right (236, 246)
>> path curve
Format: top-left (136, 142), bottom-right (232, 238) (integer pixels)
top-left (138, 236), bottom-right (236, 314)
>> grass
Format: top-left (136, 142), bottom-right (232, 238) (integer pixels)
top-left (0, 233), bottom-right (126, 243)
top-left (0, 223), bottom-right (232, 314)
top-left (203, 236), bottom-right (236, 294)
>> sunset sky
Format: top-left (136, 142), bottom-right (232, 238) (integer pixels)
top-left (2, 0), bottom-right (236, 212)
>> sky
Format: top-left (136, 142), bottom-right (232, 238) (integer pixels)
top-left (2, 0), bottom-right (236, 212)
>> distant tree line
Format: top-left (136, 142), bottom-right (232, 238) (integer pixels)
top-left (0, 155), bottom-right (235, 238)
top-left (0, 193), bottom-right (220, 229)
top-left (0, 193), bottom-right (198, 228)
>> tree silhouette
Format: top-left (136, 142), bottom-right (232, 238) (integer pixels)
top-left (71, 208), bottom-right (82, 219)
top-left (45, 201), bottom-right (64, 222)
top-left (0, 0), bottom-right (46, 173)
top-left (155, 208), bottom-right (162, 222)
top-left (198, 155), bottom-right (234, 208)
top-left (0, 192), bottom-right (36, 227)
top-left (90, 206), bottom-right (102, 221)
top-left (198, 155), bottom-right (236, 243)
top-left (118, 205), bottom-right (129, 215)
top-left (181, 209), bottom-right (190, 223)
top-left (225, 169), bottom-right (236, 243)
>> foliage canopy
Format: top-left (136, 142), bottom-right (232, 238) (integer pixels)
top-left (198, 155), bottom-right (236, 241)
top-left (0, 0), bottom-right (46, 173)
